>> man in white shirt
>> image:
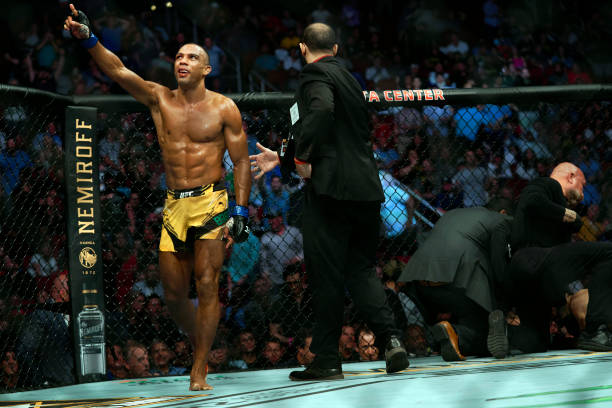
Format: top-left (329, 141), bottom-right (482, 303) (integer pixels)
top-left (27, 242), bottom-right (58, 277)
top-left (260, 211), bottom-right (304, 286)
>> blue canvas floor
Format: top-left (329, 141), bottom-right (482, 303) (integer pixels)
top-left (2, 350), bottom-right (612, 407)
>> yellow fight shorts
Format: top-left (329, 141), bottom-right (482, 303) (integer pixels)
top-left (159, 182), bottom-right (228, 252)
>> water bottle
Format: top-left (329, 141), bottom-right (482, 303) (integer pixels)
top-left (77, 305), bottom-right (106, 375)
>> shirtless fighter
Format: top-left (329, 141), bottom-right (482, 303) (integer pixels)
top-left (64, 4), bottom-right (251, 390)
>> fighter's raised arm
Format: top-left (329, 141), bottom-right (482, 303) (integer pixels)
top-left (63, 3), bottom-right (160, 107)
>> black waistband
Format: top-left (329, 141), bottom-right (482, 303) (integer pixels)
top-left (167, 181), bottom-right (225, 199)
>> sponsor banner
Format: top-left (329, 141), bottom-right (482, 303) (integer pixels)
top-left (64, 106), bottom-right (106, 381)
top-left (363, 89), bottom-right (446, 103)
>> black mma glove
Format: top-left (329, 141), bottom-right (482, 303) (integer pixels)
top-left (66, 5), bottom-right (98, 48)
top-left (227, 205), bottom-right (250, 243)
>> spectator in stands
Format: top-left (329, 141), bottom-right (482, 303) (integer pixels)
top-left (440, 33), bottom-right (469, 56)
top-left (0, 296), bottom-right (15, 342)
top-left (578, 204), bottom-right (607, 242)
top-left (253, 43), bottom-right (280, 73)
top-left (243, 275), bottom-right (275, 339)
top-left (150, 339), bottom-right (186, 376)
top-left (454, 104), bottom-right (488, 143)
top-left (17, 272), bottom-right (73, 386)
top-left (296, 331), bottom-right (315, 367)
top-left (567, 63), bottom-right (592, 84)
top-left (107, 290), bottom-right (147, 343)
top-left (33, 122), bottom-right (62, 153)
top-left (423, 103), bottom-right (454, 138)
top-left (203, 37), bottom-right (226, 84)
top-left (0, 137), bottom-right (32, 195)
top-left (268, 263), bottom-right (313, 347)
top-left (36, 133), bottom-right (63, 170)
top-left (341, 1), bottom-right (360, 27)
top-left (483, 0), bottom-right (501, 34)
top-left (396, 149), bottom-right (422, 185)
top-left (280, 26), bottom-right (301, 50)
top-left (173, 336), bottom-right (193, 371)
top-left (365, 56), bottom-right (391, 87)
top-left (259, 211), bottom-right (303, 286)
top-left (226, 229), bottom-right (260, 287)
top-left (453, 150), bottom-right (490, 207)
top-left (282, 47), bottom-right (303, 90)
top-left (339, 324), bottom-right (359, 361)
top-left (133, 262), bottom-right (164, 298)
top-left (403, 324), bottom-right (430, 357)
top-left (230, 329), bottom-right (258, 369)
top-left (27, 241), bottom-right (59, 278)
top-left (548, 63), bottom-right (568, 85)
top-left (207, 337), bottom-right (231, 373)
top-left (125, 342), bottom-right (152, 378)
top-left (260, 175), bottom-right (290, 221)
top-left (100, 127), bottom-right (122, 173)
top-left (282, 47), bottom-right (302, 73)
top-left (0, 349), bottom-right (23, 391)
top-left (106, 343), bottom-right (129, 380)
top-left (357, 329), bottom-right (379, 361)
top-left (259, 337), bottom-right (288, 368)
top-left (141, 294), bottom-right (180, 345)
top-left (94, 12), bottom-right (130, 54)
top-left (378, 170), bottom-right (415, 240)
top-left (310, 3), bottom-right (332, 24)
top-left (125, 192), bottom-right (147, 237)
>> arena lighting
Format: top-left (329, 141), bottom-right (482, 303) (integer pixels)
top-left (150, 4), bottom-right (157, 11)
top-left (166, 1), bottom-right (173, 7)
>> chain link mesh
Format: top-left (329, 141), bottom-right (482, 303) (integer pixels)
top-left (1, 88), bottom-right (610, 391)
top-left (0, 88), bottom-right (70, 389)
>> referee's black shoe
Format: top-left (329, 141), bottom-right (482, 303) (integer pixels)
top-left (385, 335), bottom-right (410, 373)
top-left (289, 359), bottom-right (344, 381)
top-left (578, 325), bottom-right (612, 351)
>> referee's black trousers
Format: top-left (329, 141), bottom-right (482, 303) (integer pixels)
top-left (302, 185), bottom-right (400, 366)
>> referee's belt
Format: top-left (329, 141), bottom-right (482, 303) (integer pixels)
top-left (167, 181), bottom-right (225, 199)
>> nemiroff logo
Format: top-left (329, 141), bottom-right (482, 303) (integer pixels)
top-left (81, 323), bottom-right (103, 336)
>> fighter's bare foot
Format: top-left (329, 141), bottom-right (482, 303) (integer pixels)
top-left (189, 364), bottom-right (211, 391)
top-left (189, 379), bottom-right (213, 391)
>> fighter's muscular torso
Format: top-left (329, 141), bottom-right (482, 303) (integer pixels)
top-left (151, 88), bottom-right (231, 190)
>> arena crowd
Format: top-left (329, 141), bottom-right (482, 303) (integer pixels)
top-left (0, 0), bottom-right (611, 390)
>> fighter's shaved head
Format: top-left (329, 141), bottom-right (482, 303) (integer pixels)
top-left (302, 23), bottom-right (336, 53)
top-left (177, 43), bottom-right (210, 65)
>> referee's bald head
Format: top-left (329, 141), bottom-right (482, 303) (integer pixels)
top-left (302, 23), bottom-right (336, 53)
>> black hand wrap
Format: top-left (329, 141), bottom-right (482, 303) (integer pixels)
top-left (73, 10), bottom-right (93, 39)
top-left (228, 206), bottom-right (250, 243)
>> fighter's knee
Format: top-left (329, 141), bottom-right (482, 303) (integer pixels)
top-left (194, 274), bottom-right (219, 297)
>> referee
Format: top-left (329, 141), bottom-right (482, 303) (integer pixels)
top-left (250, 22), bottom-right (409, 380)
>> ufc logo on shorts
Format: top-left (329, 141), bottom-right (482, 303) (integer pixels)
top-left (179, 191), bottom-right (194, 199)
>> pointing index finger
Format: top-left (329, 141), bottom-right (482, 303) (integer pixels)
top-left (70, 3), bottom-right (78, 17)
